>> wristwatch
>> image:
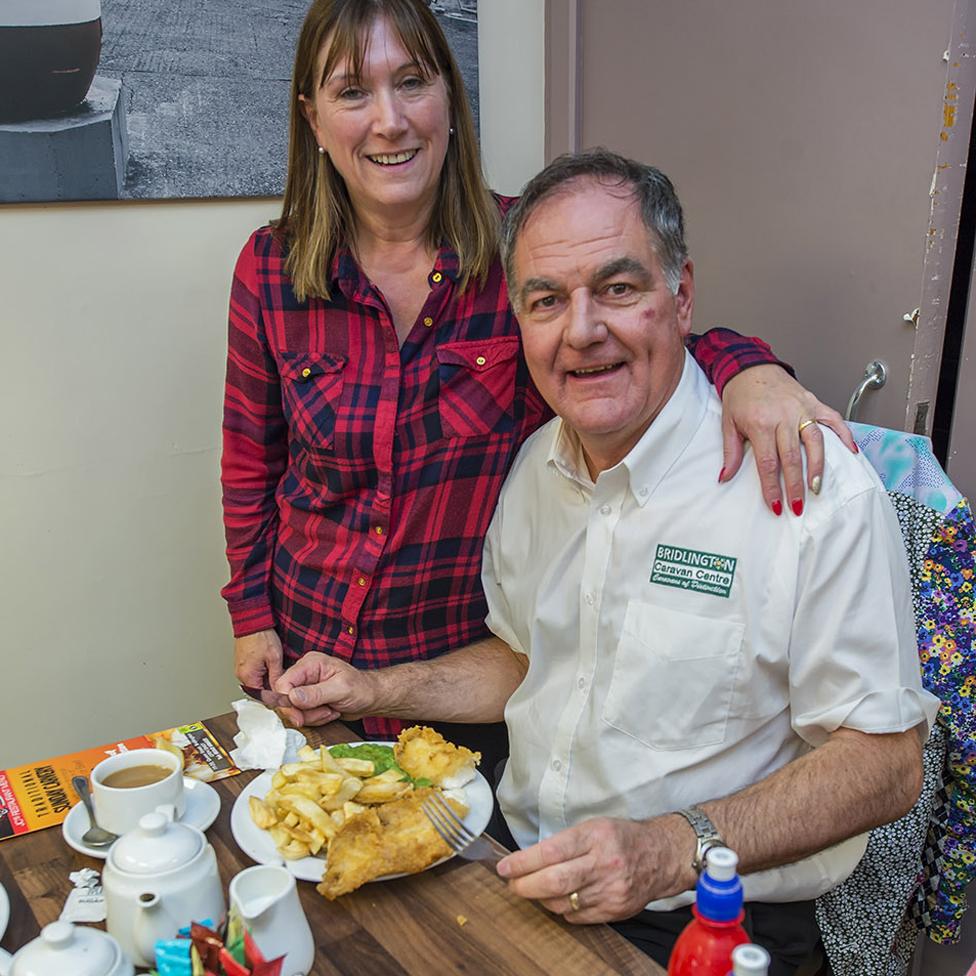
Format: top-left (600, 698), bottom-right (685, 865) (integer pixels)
top-left (674, 805), bottom-right (726, 875)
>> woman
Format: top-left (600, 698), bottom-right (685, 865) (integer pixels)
top-left (221, 0), bottom-right (849, 774)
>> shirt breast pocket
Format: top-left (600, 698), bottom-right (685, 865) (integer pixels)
top-left (436, 336), bottom-right (520, 438)
top-left (279, 352), bottom-right (347, 455)
top-left (602, 601), bottom-right (744, 751)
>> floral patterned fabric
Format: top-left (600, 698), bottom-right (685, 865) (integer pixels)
top-left (913, 497), bottom-right (976, 942)
top-left (814, 425), bottom-right (976, 975)
top-left (815, 724), bottom-right (947, 975)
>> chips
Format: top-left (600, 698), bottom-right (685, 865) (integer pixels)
top-left (248, 739), bottom-right (456, 864)
top-left (246, 745), bottom-right (367, 859)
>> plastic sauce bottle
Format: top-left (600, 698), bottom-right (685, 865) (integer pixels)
top-left (667, 847), bottom-right (750, 975)
top-left (729, 943), bottom-right (771, 975)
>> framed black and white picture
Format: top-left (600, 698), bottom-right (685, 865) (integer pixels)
top-left (0, 0), bottom-right (479, 203)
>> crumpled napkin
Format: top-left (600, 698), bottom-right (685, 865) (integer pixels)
top-left (61, 868), bottom-right (105, 923)
top-left (68, 868), bottom-right (101, 888)
top-left (229, 699), bottom-right (307, 771)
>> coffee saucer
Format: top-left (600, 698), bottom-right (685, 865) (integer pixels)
top-left (0, 880), bottom-right (9, 944)
top-left (62, 777), bottom-right (221, 859)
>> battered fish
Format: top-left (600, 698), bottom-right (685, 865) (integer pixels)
top-left (318, 788), bottom-right (469, 899)
top-left (394, 726), bottom-right (480, 788)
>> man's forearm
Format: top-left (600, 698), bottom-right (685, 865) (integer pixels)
top-left (368, 636), bottom-right (527, 723)
top-left (660, 727), bottom-right (924, 894)
top-left (704, 727), bottom-right (922, 872)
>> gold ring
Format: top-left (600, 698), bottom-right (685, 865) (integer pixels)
top-left (569, 891), bottom-right (581, 912)
top-left (797, 419), bottom-right (817, 435)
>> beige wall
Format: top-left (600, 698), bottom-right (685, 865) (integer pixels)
top-left (0, 11), bottom-right (542, 770)
top-left (477, 0), bottom-right (545, 195)
top-left (0, 199), bottom-right (275, 768)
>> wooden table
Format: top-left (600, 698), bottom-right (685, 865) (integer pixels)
top-left (0, 713), bottom-right (663, 975)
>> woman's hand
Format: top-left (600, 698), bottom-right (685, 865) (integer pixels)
top-left (720, 365), bottom-right (855, 515)
top-left (234, 629), bottom-right (289, 708)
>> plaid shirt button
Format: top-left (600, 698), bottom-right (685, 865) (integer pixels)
top-left (423, 316), bottom-right (434, 327)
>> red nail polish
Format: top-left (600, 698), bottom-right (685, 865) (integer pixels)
top-left (792, 498), bottom-right (803, 517)
top-left (771, 499), bottom-right (783, 517)
top-left (718, 467), bottom-right (726, 483)
top-left (854, 443), bottom-right (860, 454)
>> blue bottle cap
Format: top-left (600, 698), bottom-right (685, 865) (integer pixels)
top-left (695, 847), bottom-right (744, 922)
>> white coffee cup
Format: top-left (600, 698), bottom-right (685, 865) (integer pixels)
top-left (91, 749), bottom-right (185, 835)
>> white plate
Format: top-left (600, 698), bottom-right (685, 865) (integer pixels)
top-left (229, 742), bottom-right (493, 883)
top-left (0, 880), bottom-right (9, 944)
top-left (61, 777), bottom-right (221, 858)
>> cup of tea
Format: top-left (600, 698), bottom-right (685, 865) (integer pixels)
top-left (90, 749), bottom-right (185, 835)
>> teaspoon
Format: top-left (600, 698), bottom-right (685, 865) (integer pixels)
top-left (71, 776), bottom-right (118, 848)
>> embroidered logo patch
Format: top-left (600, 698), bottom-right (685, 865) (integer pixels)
top-left (650, 544), bottom-right (737, 598)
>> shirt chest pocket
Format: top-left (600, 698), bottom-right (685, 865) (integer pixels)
top-left (279, 352), bottom-right (347, 454)
top-left (602, 601), bottom-right (744, 751)
top-left (436, 336), bottom-right (520, 438)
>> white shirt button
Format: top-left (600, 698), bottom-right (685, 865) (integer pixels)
top-left (551, 758), bottom-right (562, 772)
top-left (600, 504), bottom-right (612, 515)
top-left (638, 486), bottom-right (649, 497)
top-left (577, 676), bottom-right (586, 691)
top-left (584, 592), bottom-right (594, 606)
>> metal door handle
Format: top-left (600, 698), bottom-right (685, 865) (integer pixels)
top-left (845, 360), bottom-right (888, 422)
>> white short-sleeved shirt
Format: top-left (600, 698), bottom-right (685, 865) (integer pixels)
top-left (484, 353), bottom-right (939, 909)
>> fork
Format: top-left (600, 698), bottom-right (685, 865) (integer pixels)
top-left (422, 792), bottom-right (502, 864)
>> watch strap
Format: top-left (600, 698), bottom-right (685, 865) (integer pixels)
top-left (674, 804), bottom-right (726, 874)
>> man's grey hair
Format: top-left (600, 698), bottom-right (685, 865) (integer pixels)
top-left (501, 148), bottom-right (688, 305)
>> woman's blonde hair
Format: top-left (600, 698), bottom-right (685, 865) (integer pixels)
top-left (279, 0), bottom-right (499, 301)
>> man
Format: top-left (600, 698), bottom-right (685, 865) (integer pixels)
top-left (275, 149), bottom-right (938, 974)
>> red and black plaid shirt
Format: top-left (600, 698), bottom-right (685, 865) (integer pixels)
top-left (221, 206), bottom-right (783, 734)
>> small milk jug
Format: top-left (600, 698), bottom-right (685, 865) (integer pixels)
top-left (229, 864), bottom-right (315, 976)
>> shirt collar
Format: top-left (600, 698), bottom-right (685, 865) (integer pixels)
top-left (329, 238), bottom-right (461, 299)
top-left (432, 240), bottom-right (460, 282)
top-left (546, 352), bottom-right (710, 505)
top-left (329, 242), bottom-right (359, 292)
top-left (547, 421), bottom-right (593, 488)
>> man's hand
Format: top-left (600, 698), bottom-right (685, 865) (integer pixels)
top-left (496, 815), bottom-right (694, 924)
top-left (720, 364), bottom-right (855, 516)
top-left (274, 652), bottom-right (378, 727)
top-left (234, 629), bottom-right (290, 708)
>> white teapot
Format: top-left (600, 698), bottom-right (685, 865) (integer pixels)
top-left (102, 811), bottom-right (225, 968)
top-left (0, 920), bottom-right (134, 976)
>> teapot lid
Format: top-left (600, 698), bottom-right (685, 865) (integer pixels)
top-left (10, 921), bottom-right (127, 976)
top-left (108, 812), bottom-right (204, 875)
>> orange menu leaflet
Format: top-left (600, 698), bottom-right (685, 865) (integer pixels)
top-left (0, 722), bottom-right (240, 840)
